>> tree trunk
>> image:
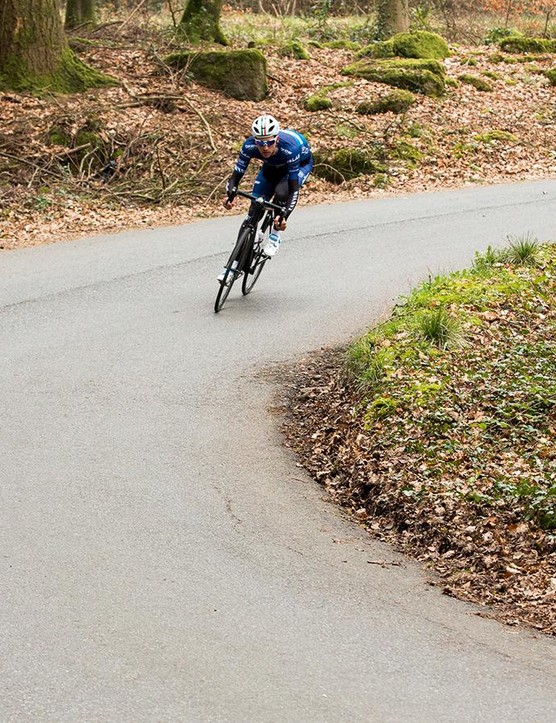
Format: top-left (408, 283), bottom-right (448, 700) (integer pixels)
top-left (65, 0), bottom-right (97, 29)
top-left (178, 0), bottom-right (228, 45)
top-left (0, 0), bottom-right (115, 93)
top-left (377, 0), bottom-right (410, 39)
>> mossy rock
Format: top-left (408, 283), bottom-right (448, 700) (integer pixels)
top-left (391, 140), bottom-right (422, 167)
top-left (343, 58), bottom-right (445, 97)
top-left (359, 31), bottom-right (450, 60)
top-left (474, 130), bottom-right (519, 144)
top-left (165, 49), bottom-right (267, 101)
top-left (406, 121), bottom-right (426, 138)
top-left (46, 117), bottom-right (110, 170)
top-left (322, 40), bottom-right (361, 51)
top-left (373, 173), bottom-right (389, 188)
top-left (545, 68), bottom-right (556, 85)
top-left (484, 28), bottom-right (522, 45)
top-left (358, 41), bottom-right (395, 59)
top-left (304, 93), bottom-right (333, 111)
top-left (336, 123), bottom-right (359, 139)
top-left (356, 89), bottom-right (416, 115)
top-left (312, 148), bottom-right (387, 184)
top-left (499, 37), bottom-right (556, 54)
top-left (489, 52), bottom-right (520, 64)
top-left (47, 124), bottom-right (72, 146)
top-left (458, 74), bottom-right (493, 92)
top-left (524, 64), bottom-right (546, 75)
top-left (321, 81), bottom-right (353, 92)
top-left (278, 41), bottom-right (310, 60)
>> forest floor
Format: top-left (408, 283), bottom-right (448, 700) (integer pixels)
top-left (2, 15), bottom-right (556, 636)
top-left (1, 16), bottom-right (555, 250)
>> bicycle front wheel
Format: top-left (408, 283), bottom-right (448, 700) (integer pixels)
top-left (242, 245), bottom-right (267, 296)
top-left (214, 265), bottom-right (236, 313)
top-left (214, 226), bottom-right (251, 313)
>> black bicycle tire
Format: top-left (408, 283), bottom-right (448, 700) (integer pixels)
top-left (214, 232), bottom-right (247, 313)
top-left (214, 267), bottom-right (234, 313)
top-left (242, 210), bottom-right (271, 296)
top-left (242, 247), bottom-right (267, 295)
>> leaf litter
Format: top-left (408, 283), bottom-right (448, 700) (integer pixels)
top-left (283, 245), bottom-right (556, 636)
top-left (1, 20), bottom-right (556, 249)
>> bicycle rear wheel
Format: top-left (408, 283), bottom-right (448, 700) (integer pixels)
top-left (242, 211), bottom-right (271, 296)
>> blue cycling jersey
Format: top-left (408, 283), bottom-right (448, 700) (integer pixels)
top-left (233, 129), bottom-right (312, 182)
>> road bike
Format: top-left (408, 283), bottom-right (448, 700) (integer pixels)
top-left (214, 191), bottom-right (284, 313)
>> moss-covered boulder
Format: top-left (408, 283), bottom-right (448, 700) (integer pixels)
top-left (47, 124), bottom-right (72, 146)
top-left (304, 93), bottom-right (333, 111)
top-left (390, 140), bottom-right (423, 168)
top-left (359, 31), bottom-right (450, 60)
top-left (484, 28), bottom-right (522, 45)
top-left (458, 74), bottom-right (493, 92)
top-left (45, 117), bottom-right (112, 172)
top-left (312, 148), bottom-right (387, 184)
top-left (343, 58), bottom-right (445, 97)
top-left (356, 89), bottom-right (416, 115)
top-left (278, 40), bottom-right (310, 60)
top-left (545, 68), bottom-right (556, 85)
top-left (165, 49), bottom-right (267, 100)
top-left (474, 130), bottom-right (519, 144)
top-left (499, 36), bottom-right (556, 54)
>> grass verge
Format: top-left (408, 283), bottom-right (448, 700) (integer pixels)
top-left (285, 237), bottom-right (556, 634)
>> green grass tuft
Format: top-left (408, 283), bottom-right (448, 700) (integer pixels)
top-left (413, 308), bottom-right (463, 349)
top-left (506, 233), bottom-right (540, 266)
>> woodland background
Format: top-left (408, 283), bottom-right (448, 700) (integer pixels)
top-left (1, 1), bottom-right (556, 248)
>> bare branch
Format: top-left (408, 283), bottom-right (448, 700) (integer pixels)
top-left (179, 96), bottom-right (218, 153)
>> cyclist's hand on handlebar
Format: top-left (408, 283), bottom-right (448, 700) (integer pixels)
top-left (223, 187), bottom-right (237, 210)
top-left (274, 215), bottom-right (287, 231)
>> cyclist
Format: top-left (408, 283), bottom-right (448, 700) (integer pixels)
top-left (219, 114), bottom-right (313, 280)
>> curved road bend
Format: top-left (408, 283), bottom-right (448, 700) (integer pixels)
top-left (1, 180), bottom-right (556, 721)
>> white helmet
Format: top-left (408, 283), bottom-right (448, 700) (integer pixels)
top-left (251, 114), bottom-right (280, 139)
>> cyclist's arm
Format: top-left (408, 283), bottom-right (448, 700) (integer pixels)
top-left (226, 171), bottom-right (243, 199)
top-left (226, 142), bottom-right (253, 199)
top-left (282, 151), bottom-right (302, 219)
top-left (283, 177), bottom-right (300, 219)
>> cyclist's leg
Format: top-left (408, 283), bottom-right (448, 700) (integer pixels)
top-left (270, 163), bottom-right (311, 241)
top-left (299, 158), bottom-right (313, 188)
top-left (272, 176), bottom-right (288, 209)
top-left (249, 167), bottom-right (276, 217)
top-left (272, 162), bottom-right (312, 218)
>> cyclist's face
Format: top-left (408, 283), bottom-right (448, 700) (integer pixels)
top-left (255, 136), bottom-right (278, 158)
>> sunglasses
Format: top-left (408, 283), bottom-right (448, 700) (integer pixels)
top-left (255, 138), bottom-right (277, 147)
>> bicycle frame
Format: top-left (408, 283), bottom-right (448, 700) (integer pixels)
top-left (214, 192), bottom-right (285, 313)
top-left (237, 189), bottom-right (284, 232)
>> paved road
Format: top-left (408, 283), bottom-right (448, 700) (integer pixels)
top-left (2, 180), bottom-right (556, 721)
